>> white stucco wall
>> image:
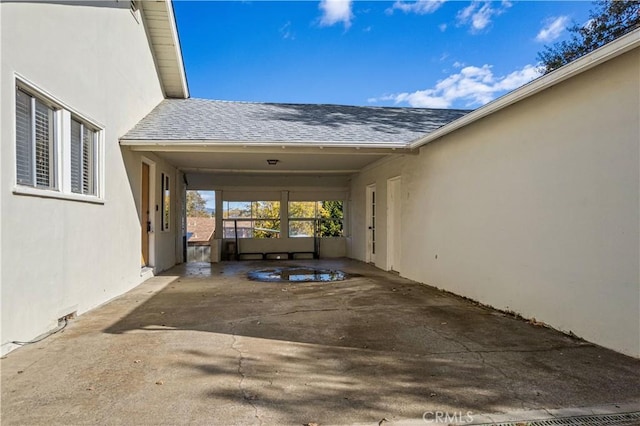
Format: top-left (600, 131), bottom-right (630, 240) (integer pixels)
top-left (349, 48), bottom-right (640, 357)
top-left (0, 1), bottom-right (176, 354)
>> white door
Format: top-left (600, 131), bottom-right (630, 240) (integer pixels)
top-left (387, 177), bottom-right (401, 272)
top-left (366, 184), bottom-right (376, 263)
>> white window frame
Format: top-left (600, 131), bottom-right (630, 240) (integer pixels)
top-left (70, 116), bottom-right (99, 196)
top-left (222, 201), bottom-right (282, 239)
top-left (288, 200), bottom-right (344, 238)
top-left (130, 0), bottom-right (141, 23)
top-left (13, 76), bottom-right (105, 204)
top-left (15, 86), bottom-right (59, 190)
top-left (161, 173), bottom-right (171, 232)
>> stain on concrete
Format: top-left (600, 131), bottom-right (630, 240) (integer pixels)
top-left (1, 259), bottom-right (639, 425)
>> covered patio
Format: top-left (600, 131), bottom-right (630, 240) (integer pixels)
top-left (2, 259), bottom-right (639, 425)
top-left (123, 99), bottom-right (471, 265)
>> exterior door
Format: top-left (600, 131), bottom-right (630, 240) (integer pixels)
top-left (366, 184), bottom-right (376, 263)
top-left (141, 162), bottom-right (150, 267)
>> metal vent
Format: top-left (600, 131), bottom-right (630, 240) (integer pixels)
top-left (482, 411), bottom-right (640, 426)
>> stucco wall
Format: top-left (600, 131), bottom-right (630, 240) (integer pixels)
top-left (349, 48), bottom-right (640, 357)
top-left (0, 1), bottom-right (172, 354)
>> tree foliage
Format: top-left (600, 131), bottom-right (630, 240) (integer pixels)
top-left (319, 201), bottom-right (344, 237)
top-left (252, 201), bottom-right (281, 238)
top-left (287, 201), bottom-right (344, 237)
top-left (537, 0), bottom-right (639, 74)
top-left (186, 191), bottom-right (210, 217)
top-left (288, 201), bottom-right (320, 237)
top-left (222, 200), bottom-right (344, 238)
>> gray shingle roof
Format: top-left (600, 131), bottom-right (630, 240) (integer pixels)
top-left (122, 98), bottom-right (470, 145)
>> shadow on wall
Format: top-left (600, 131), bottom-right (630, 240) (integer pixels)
top-left (102, 262), bottom-right (640, 422)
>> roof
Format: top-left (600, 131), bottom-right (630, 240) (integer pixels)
top-left (128, 18), bottom-right (638, 147)
top-left (140, 0), bottom-right (189, 99)
top-left (186, 217), bottom-right (215, 244)
top-left (410, 28), bottom-right (640, 149)
top-left (121, 99), bottom-right (470, 147)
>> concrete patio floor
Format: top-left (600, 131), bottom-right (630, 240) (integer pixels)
top-left (2, 259), bottom-right (639, 425)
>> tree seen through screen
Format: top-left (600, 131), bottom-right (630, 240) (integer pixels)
top-left (223, 200), bottom-right (343, 238)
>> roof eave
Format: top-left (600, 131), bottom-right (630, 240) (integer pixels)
top-left (140, 0), bottom-right (189, 99)
top-left (409, 28), bottom-right (640, 150)
top-left (119, 139), bottom-right (416, 153)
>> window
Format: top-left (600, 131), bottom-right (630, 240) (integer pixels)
top-left (222, 201), bottom-right (280, 238)
top-left (161, 173), bottom-right (170, 231)
top-left (130, 0), bottom-right (141, 23)
top-left (14, 80), bottom-right (102, 201)
top-left (288, 201), bottom-right (344, 237)
top-left (15, 88), bottom-right (57, 189)
top-left (70, 118), bottom-right (97, 195)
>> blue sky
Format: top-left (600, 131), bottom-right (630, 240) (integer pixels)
top-left (174, 1), bottom-right (593, 110)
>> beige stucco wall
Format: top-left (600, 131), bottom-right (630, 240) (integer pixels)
top-left (0, 1), bottom-right (177, 354)
top-left (349, 48), bottom-right (640, 357)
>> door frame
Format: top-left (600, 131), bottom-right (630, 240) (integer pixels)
top-left (387, 176), bottom-right (401, 272)
top-left (141, 157), bottom-right (156, 269)
top-left (365, 184), bottom-right (376, 264)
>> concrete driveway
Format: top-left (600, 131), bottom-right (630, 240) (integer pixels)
top-left (2, 259), bottom-right (639, 425)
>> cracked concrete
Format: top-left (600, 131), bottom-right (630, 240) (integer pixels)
top-left (1, 259), bottom-right (639, 425)
top-left (231, 330), bottom-right (263, 425)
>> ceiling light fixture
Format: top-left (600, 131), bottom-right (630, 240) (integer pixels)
top-left (267, 159), bottom-right (279, 165)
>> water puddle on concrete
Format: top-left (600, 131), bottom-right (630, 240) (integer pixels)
top-left (247, 267), bottom-right (350, 283)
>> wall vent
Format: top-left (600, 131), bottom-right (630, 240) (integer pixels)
top-left (58, 311), bottom-right (76, 325)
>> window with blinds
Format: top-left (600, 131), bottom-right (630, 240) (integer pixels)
top-left (15, 89), bottom-right (33, 185)
top-left (71, 118), bottom-right (97, 196)
top-left (15, 88), bottom-right (57, 189)
top-left (15, 80), bottom-right (102, 201)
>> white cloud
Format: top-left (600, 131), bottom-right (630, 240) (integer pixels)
top-left (388, 0), bottom-right (446, 15)
top-left (318, 0), bottom-right (353, 28)
top-left (457, 0), bottom-right (512, 33)
top-left (439, 23), bottom-right (447, 32)
top-left (369, 63), bottom-right (541, 108)
top-left (535, 16), bottom-right (568, 43)
top-left (494, 64), bottom-right (541, 91)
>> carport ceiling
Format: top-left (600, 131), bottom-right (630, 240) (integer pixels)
top-left (152, 150), bottom-right (389, 174)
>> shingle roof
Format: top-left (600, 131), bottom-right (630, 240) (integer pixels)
top-left (186, 217), bottom-right (215, 244)
top-left (122, 98), bottom-right (470, 145)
